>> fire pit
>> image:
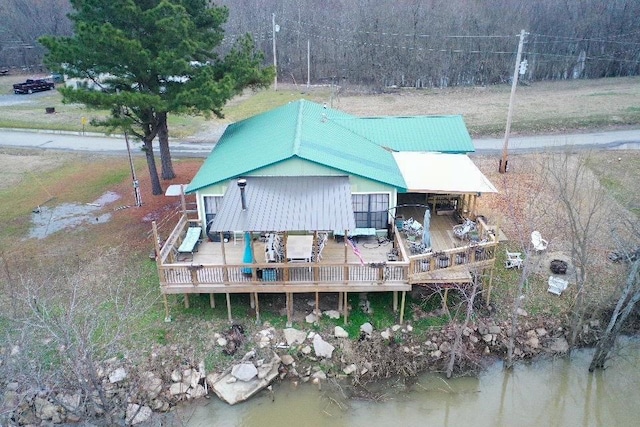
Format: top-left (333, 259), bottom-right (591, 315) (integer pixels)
top-left (550, 259), bottom-right (568, 275)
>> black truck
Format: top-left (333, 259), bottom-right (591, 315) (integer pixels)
top-left (13, 78), bottom-right (55, 94)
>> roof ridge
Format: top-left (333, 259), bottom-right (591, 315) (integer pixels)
top-left (293, 100), bottom-right (304, 154)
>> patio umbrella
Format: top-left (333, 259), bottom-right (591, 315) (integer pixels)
top-left (241, 232), bottom-right (254, 274)
top-left (422, 208), bottom-right (432, 250)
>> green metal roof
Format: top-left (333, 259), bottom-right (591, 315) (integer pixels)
top-left (186, 100), bottom-right (474, 194)
top-left (333, 115), bottom-right (474, 153)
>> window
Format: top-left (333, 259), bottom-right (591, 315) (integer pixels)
top-left (203, 196), bottom-right (223, 226)
top-left (352, 193), bottom-right (389, 229)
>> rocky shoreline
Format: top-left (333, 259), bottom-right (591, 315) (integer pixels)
top-left (1, 308), bottom-right (600, 426)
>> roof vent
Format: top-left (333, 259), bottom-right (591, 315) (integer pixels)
top-left (237, 178), bottom-right (247, 211)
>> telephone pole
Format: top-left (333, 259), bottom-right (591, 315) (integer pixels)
top-left (499, 29), bottom-right (527, 174)
top-left (272, 13), bottom-right (278, 91)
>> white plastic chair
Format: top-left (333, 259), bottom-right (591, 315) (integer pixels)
top-left (505, 249), bottom-right (523, 269)
top-left (531, 231), bottom-right (548, 252)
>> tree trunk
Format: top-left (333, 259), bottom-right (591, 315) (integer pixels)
top-left (143, 139), bottom-right (163, 195)
top-left (158, 112), bottom-right (176, 180)
top-left (589, 259), bottom-right (640, 371)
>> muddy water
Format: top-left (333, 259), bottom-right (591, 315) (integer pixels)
top-left (178, 339), bottom-right (640, 427)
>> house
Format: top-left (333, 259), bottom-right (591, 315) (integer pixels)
top-left (154, 99), bottom-right (499, 324)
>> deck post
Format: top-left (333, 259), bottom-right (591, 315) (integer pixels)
top-left (486, 266), bottom-right (495, 304)
top-left (163, 294), bottom-right (170, 322)
top-left (315, 291), bottom-right (319, 317)
top-left (343, 292), bottom-right (348, 325)
top-left (400, 291), bottom-right (406, 324)
top-left (338, 291), bottom-right (343, 312)
top-left (226, 293), bottom-right (232, 323)
top-left (249, 292), bottom-right (255, 309)
top-left (393, 291), bottom-right (398, 312)
top-left (443, 288), bottom-right (449, 313)
top-left (220, 233), bottom-right (229, 283)
top-left (286, 293), bottom-right (292, 327)
top-left (254, 292), bottom-right (260, 324)
top-left (183, 293), bottom-right (189, 309)
top-left (209, 293), bottom-right (215, 308)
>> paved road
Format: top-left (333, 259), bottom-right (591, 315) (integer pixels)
top-left (0, 127), bottom-right (639, 157)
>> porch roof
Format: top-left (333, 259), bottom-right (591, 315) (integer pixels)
top-left (392, 152), bottom-right (498, 194)
top-left (207, 176), bottom-right (356, 232)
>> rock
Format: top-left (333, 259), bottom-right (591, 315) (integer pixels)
top-left (313, 334), bottom-right (335, 358)
top-left (281, 354), bottom-right (295, 366)
top-left (126, 404), bottom-right (152, 425)
top-left (169, 382), bottom-right (189, 396)
top-left (170, 369), bottom-right (182, 382)
top-left (406, 324), bottom-right (413, 332)
top-left (392, 324), bottom-right (402, 332)
top-left (424, 340), bottom-right (438, 351)
top-left (306, 313), bottom-right (318, 323)
top-left (34, 397), bottom-right (58, 421)
top-left (516, 308), bottom-right (528, 316)
top-left (108, 367), bottom-right (127, 383)
top-left (526, 330), bottom-right (537, 338)
top-left (526, 336), bottom-right (540, 349)
top-left (6, 382), bottom-right (19, 391)
top-left (1, 390), bottom-right (18, 413)
top-left (482, 334), bottom-right (493, 343)
top-left (343, 364), bottom-right (357, 375)
top-left (380, 329), bottom-right (391, 340)
top-left (430, 350), bottom-right (442, 358)
top-left (488, 325), bottom-right (502, 334)
top-left (231, 363), bottom-right (258, 382)
top-left (462, 327), bottom-right (473, 337)
top-left (334, 326), bottom-right (349, 338)
top-left (323, 310), bottom-right (341, 319)
top-left (187, 384), bottom-right (207, 399)
top-left (217, 337), bottom-right (228, 347)
top-left (536, 328), bottom-right (548, 337)
top-left (549, 337), bottom-right (569, 353)
top-left (183, 369), bottom-right (200, 388)
top-left (284, 328), bottom-right (308, 346)
top-left (206, 372), bottom-right (221, 389)
top-left (484, 346), bottom-right (491, 355)
top-left (140, 372), bottom-right (163, 399)
top-left (301, 345), bottom-right (312, 355)
top-left (360, 322), bottom-right (374, 336)
top-left (311, 370), bottom-right (327, 380)
top-left (226, 377), bottom-right (237, 384)
top-left (469, 335), bottom-right (479, 344)
top-left (439, 341), bottom-right (452, 353)
top-left (151, 399), bottom-right (170, 412)
top-left (240, 351), bottom-right (255, 363)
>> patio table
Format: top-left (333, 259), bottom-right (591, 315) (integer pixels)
top-left (286, 235), bottom-right (314, 262)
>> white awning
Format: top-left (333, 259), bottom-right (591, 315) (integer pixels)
top-left (393, 152), bottom-right (498, 194)
top-left (165, 184), bottom-right (187, 197)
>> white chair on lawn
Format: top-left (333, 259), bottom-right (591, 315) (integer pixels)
top-left (531, 231), bottom-right (548, 252)
top-left (505, 249), bottom-right (523, 269)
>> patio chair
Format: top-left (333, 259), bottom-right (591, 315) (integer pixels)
top-left (505, 249), bottom-right (523, 269)
top-left (453, 219), bottom-right (476, 240)
top-left (548, 276), bottom-right (568, 295)
top-left (531, 231), bottom-right (548, 252)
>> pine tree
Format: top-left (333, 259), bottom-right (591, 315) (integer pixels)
top-left (40, 0), bottom-right (273, 195)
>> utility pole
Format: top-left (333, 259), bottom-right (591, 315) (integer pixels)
top-left (124, 132), bottom-right (142, 207)
top-left (272, 13), bottom-right (278, 91)
top-left (307, 39), bottom-right (310, 88)
top-left (499, 29), bottom-right (527, 174)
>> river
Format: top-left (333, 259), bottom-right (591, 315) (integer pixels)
top-left (174, 338), bottom-right (640, 427)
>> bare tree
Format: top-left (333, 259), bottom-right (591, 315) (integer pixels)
top-left (0, 252), bottom-right (157, 425)
top-left (543, 152), bottom-right (607, 347)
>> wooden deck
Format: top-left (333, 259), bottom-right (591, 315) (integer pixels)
top-left (152, 211), bottom-right (498, 323)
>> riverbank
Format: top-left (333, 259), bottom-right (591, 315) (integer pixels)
top-left (1, 148), bottom-right (638, 425)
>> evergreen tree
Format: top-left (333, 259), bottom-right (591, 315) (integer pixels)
top-left (40, 0), bottom-right (273, 195)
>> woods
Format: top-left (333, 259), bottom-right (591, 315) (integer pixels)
top-left (3, 1), bottom-right (640, 88)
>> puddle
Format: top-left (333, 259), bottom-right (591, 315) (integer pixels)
top-left (29, 191), bottom-right (121, 239)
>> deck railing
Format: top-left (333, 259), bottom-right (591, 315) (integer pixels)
top-left (156, 214), bottom-right (497, 292)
